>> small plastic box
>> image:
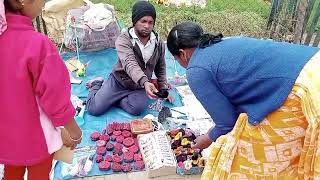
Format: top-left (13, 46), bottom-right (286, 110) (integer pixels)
top-left (130, 119), bottom-right (153, 135)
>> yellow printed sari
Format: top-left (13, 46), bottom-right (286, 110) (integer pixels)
top-left (202, 52), bottom-right (320, 180)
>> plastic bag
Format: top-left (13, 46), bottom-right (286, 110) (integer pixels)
top-left (64, 3), bottom-right (120, 52)
top-left (42, 0), bottom-right (85, 44)
top-left (60, 146), bottom-right (96, 178)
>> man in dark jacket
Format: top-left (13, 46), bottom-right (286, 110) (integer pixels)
top-left (86, 1), bottom-right (167, 116)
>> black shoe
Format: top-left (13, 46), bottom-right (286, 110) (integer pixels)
top-left (158, 106), bottom-right (172, 123)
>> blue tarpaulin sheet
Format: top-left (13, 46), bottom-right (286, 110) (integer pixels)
top-left (53, 48), bottom-right (186, 179)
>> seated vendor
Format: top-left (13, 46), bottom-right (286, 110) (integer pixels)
top-left (86, 1), bottom-right (168, 116)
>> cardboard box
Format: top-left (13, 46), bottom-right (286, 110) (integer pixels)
top-left (138, 131), bottom-right (176, 178)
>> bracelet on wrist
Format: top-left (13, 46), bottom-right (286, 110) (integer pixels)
top-left (70, 131), bottom-right (82, 142)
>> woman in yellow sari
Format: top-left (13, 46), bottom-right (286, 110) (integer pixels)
top-left (166, 22), bottom-right (320, 179)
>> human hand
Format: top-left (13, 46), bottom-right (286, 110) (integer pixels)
top-left (61, 128), bottom-right (78, 150)
top-left (61, 128), bottom-right (73, 148)
top-left (192, 134), bottom-right (213, 150)
top-left (144, 81), bottom-right (158, 99)
top-left (63, 119), bottom-right (83, 150)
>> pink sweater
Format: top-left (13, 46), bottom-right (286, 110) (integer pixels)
top-left (0, 13), bottom-right (75, 166)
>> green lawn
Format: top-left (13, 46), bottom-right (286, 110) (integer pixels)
top-left (93, 0), bottom-right (271, 39)
top-left (307, 0), bottom-right (320, 32)
top-left (92, 0), bottom-right (270, 16)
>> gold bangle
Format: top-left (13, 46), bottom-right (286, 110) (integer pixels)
top-left (70, 131), bottom-right (82, 142)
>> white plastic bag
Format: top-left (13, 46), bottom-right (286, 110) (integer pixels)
top-left (42, 0), bottom-right (85, 43)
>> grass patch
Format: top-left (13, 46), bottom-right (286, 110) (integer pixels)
top-left (92, 0), bottom-right (270, 39)
top-left (306, 0), bottom-right (320, 32)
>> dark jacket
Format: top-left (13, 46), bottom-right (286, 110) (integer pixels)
top-left (112, 28), bottom-right (167, 90)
